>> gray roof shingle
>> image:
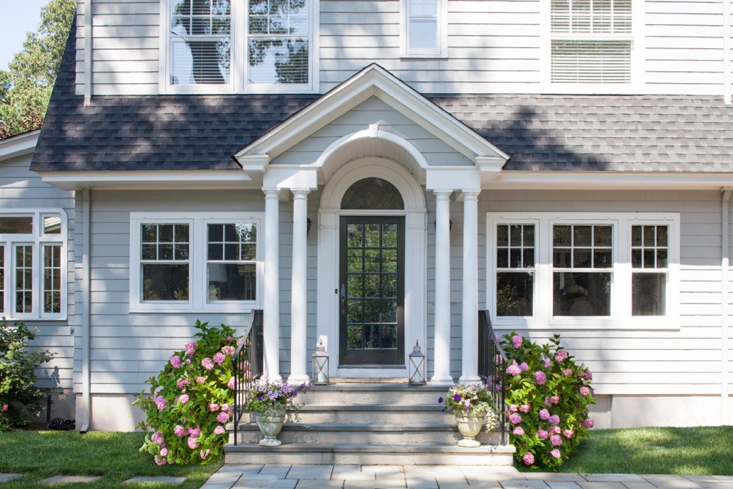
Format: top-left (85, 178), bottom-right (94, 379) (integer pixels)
top-left (31, 21), bottom-right (733, 174)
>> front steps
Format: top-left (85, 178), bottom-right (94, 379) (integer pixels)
top-left (224, 383), bottom-right (514, 466)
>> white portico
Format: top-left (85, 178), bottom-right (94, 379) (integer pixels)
top-left (234, 64), bottom-right (509, 383)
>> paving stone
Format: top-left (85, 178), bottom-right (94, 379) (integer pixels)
top-left (500, 480), bottom-right (549, 489)
top-left (524, 475), bottom-right (585, 483)
top-left (682, 477), bottom-right (719, 485)
top-left (41, 476), bottom-right (103, 484)
top-left (332, 467), bottom-right (375, 481)
top-left (436, 482), bottom-right (470, 489)
top-left (219, 466), bottom-right (266, 476)
top-left (696, 484), bottom-right (733, 489)
top-left (200, 484), bottom-right (235, 489)
top-left (546, 484), bottom-right (582, 489)
top-left (344, 481), bottom-right (407, 489)
top-left (583, 476), bottom-right (647, 484)
top-left (0, 474), bottom-right (22, 483)
top-left (406, 481), bottom-right (439, 489)
top-left (124, 477), bottom-right (186, 485)
top-left (460, 467), bottom-right (521, 482)
top-left (363, 467), bottom-right (405, 476)
top-left (466, 481), bottom-right (501, 488)
top-left (621, 484), bottom-right (656, 489)
top-left (711, 477), bottom-right (733, 483)
top-left (234, 478), bottom-right (298, 489)
top-left (207, 472), bottom-right (244, 486)
top-left (297, 480), bottom-right (345, 488)
top-left (261, 466), bottom-right (292, 479)
top-left (640, 475), bottom-right (701, 488)
top-left (287, 466), bottom-right (335, 480)
top-left (577, 484), bottom-right (627, 489)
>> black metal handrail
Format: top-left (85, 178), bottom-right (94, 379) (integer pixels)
top-left (232, 309), bottom-right (263, 446)
top-left (478, 310), bottom-right (508, 445)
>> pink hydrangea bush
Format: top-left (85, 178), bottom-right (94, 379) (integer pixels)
top-left (133, 321), bottom-right (238, 465)
top-left (501, 333), bottom-right (595, 470)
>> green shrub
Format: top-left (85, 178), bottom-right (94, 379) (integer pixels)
top-left (134, 321), bottom-right (238, 465)
top-left (0, 321), bottom-right (55, 431)
top-left (501, 333), bottom-right (595, 469)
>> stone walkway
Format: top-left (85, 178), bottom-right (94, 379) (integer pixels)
top-left (201, 466), bottom-right (733, 489)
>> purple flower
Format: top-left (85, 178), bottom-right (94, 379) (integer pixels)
top-left (535, 371), bottom-right (546, 385)
top-left (580, 386), bottom-right (591, 396)
top-left (537, 429), bottom-right (548, 439)
top-left (549, 395), bottom-right (560, 405)
top-left (187, 436), bottom-right (199, 450)
top-left (522, 452), bottom-right (535, 465)
top-left (201, 358), bottom-right (215, 371)
top-left (176, 378), bottom-right (190, 389)
top-left (222, 345), bottom-right (236, 356)
top-left (519, 404), bottom-right (530, 413)
top-left (154, 395), bottom-right (168, 411)
top-left (174, 425), bottom-right (187, 437)
top-left (508, 413), bottom-right (522, 425)
top-left (438, 397), bottom-right (444, 404)
top-left (539, 409), bottom-right (550, 420)
top-left (151, 431), bottom-right (164, 445)
top-left (550, 449), bottom-right (561, 459)
top-left (506, 360), bottom-right (522, 376)
top-left (464, 402), bottom-right (471, 410)
top-left (200, 449), bottom-right (210, 460)
top-left (563, 429), bottom-right (575, 439)
top-left (550, 434), bottom-right (563, 446)
top-left (563, 369), bottom-right (573, 376)
top-left (217, 412), bottom-right (230, 424)
top-left (196, 376), bottom-right (205, 384)
top-left (214, 425), bottom-right (226, 435)
top-left (549, 414), bottom-right (560, 425)
top-left (169, 355), bottom-right (182, 369)
top-left (178, 394), bottom-right (190, 405)
top-left (580, 371), bottom-right (593, 381)
top-left (513, 427), bottom-right (525, 436)
top-left (511, 335), bottom-right (523, 349)
top-left (544, 358), bottom-right (551, 368)
top-left (184, 342), bottom-right (196, 356)
top-left (209, 403), bottom-right (220, 412)
top-left (519, 362), bottom-right (529, 372)
top-left (213, 352), bottom-right (226, 364)
top-left (555, 350), bottom-right (568, 362)
top-left (453, 395), bottom-right (461, 402)
top-left (582, 418), bottom-right (595, 429)
top-left (160, 448), bottom-right (168, 457)
top-left (227, 377), bottom-right (236, 390)
top-left (508, 404), bottom-right (518, 413)
top-left (189, 427), bottom-right (201, 438)
top-left (155, 456), bottom-right (166, 466)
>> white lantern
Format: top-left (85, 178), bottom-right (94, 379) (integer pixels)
top-left (312, 338), bottom-right (330, 385)
top-left (409, 340), bottom-right (426, 386)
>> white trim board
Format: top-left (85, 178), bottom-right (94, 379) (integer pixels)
top-left (0, 131), bottom-right (40, 162)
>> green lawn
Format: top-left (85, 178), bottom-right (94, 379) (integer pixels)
top-left (0, 431), bottom-right (221, 488)
top-left (539, 426), bottom-right (733, 475)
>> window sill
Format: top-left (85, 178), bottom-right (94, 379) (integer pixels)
top-left (2, 316), bottom-right (68, 322)
top-left (129, 305), bottom-right (260, 314)
top-left (399, 54), bottom-right (449, 60)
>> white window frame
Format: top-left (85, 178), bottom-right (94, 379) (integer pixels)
top-left (539, 0), bottom-right (645, 94)
top-left (130, 212), bottom-right (264, 313)
top-left (160, 0), bottom-right (319, 94)
top-left (487, 212), bottom-right (680, 331)
top-left (400, 0), bottom-right (448, 58)
top-left (0, 210), bottom-right (68, 321)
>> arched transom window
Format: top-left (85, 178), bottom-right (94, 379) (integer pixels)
top-left (341, 178), bottom-right (405, 210)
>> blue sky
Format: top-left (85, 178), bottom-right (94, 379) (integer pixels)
top-left (0, 0), bottom-right (48, 71)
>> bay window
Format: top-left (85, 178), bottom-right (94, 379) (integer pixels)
top-left (0, 211), bottom-right (67, 320)
top-left (130, 213), bottom-right (263, 312)
top-left (487, 213), bottom-right (679, 329)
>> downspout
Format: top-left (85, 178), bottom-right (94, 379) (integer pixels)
top-left (722, 188), bottom-right (731, 425)
top-left (725, 0), bottom-right (731, 105)
top-left (80, 189), bottom-right (91, 432)
top-left (83, 0), bottom-right (93, 106)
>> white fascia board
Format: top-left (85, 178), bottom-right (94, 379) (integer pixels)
top-left (39, 170), bottom-right (256, 191)
top-left (485, 171), bottom-right (733, 190)
top-left (425, 167), bottom-right (481, 192)
top-left (234, 65), bottom-right (509, 164)
top-left (0, 131), bottom-right (40, 162)
top-left (262, 167), bottom-right (319, 191)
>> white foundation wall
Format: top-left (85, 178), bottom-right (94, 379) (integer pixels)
top-left (0, 151), bottom-right (76, 421)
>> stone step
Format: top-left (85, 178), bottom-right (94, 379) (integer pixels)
top-left (296, 404), bottom-right (451, 423)
top-left (224, 442), bottom-right (515, 466)
top-left (300, 383), bottom-right (448, 405)
top-left (232, 423), bottom-right (502, 446)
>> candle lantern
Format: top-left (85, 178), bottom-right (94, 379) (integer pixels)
top-left (408, 340), bottom-right (426, 386)
top-left (311, 338), bottom-right (330, 385)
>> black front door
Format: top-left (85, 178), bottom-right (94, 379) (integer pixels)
top-left (339, 216), bottom-right (405, 366)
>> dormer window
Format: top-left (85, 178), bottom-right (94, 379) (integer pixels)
top-left (401, 0), bottom-right (447, 58)
top-left (163, 0), bottom-right (316, 93)
top-left (550, 0), bottom-right (633, 84)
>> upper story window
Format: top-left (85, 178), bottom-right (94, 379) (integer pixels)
top-left (0, 211), bottom-right (67, 321)
top-left (164, 0), bottom-right (316, 93)
top-left (170, 0), bottom-right (233, 86)
top-left (401, 0), bottom-right (447, 58)
top-left (550, 0), bottom-right (633, 84)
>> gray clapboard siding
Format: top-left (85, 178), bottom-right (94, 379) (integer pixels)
top-left (0, 153), bottom-right (75, 390)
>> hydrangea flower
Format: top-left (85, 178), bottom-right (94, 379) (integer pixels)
top-left (563, 369), bottom-right (572, 376)
top-left (178, 394), bottom-right (190, 405)
top-left (154, 396), bottom-right (168, 411)
top-left (189, 427), bottom-right (201, 438)
top-left (580, 386), bottom-right (590, 396)
top-left (187, 436), bottom-right (199, 450)
top-left (508, 413), bottom-right (522, 425)
top-left (519, 404), bottom-right (530, 413)
top-left (506, 361), bottom-right (522, 376)
top-left (519, 362), bottom-right (529, 372)
top-left (550, 434), bottom-right (563, 446)
top-left (539, 409), bottom-right (550, 420)
top-left (227, 377), bottom-right (236, 390)
top-left (176, 378), bottom-right (190, 389)
top-left (563, 429), bottom-right (575, 439)
top-left (582, 418), bottom-right (595, 429)
top-left (548, 414), bottom-right (560, 425)
top-left (213, 352), bottom-right (226, 364)
top-left (214, 425), bottom-right (226, 435)
top-left (549, 395), bottom-right (560, 405)
top-left (174, 425), bottom-right (187, 437)
top-left (201, 358), bottom-right (215, 371)
top-left (200, 449), bottom-right (210, 460)
top-left (550, 449), bottom-right (561, 459)
top-left (217, 412), bottom-right (230, 424)
top-left (209, 403), bottom-right (220, 412)
top-left (151, 431), bottom-right (164, 445)
top-left (537, 429), bottom-right (548, 439)
top-left (155, 455), bottom-right (166, 466)
top-left (160, 448), bottom-right (168, 457)
top-left (221, 345), bottom-right (236, 356)
top-left (196, 376), bottom-right (205, 384)
top-left (1, 405), bottom-right (7, 412)
top-left (511, 335), bottom-right (523, 349)
top-left (544, 358), bottom-right (551, 368)
top-left (513, 427), bottom-right (525, 436)
top-left (508, 404), bottom-right (518, 413)
top-left (522, 452), bottom-right (535, 465)
top-left (184, 342), bottom-right (196, 356)
top-left (169, 355), bottom-right (182, 368)
top-left (535, 371), bottom-right (546, 385)
top-left (555, 350), bottom-right (568, 362)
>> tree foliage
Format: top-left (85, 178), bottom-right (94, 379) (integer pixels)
top-left (0, 0), bottom-right (76, 139)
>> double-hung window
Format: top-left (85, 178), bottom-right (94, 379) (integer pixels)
top-left (550, 0), bottom-right (633, 84)
top-left (401, 0), bottom-right (447, 57)
top-left (130, 213), bottom-right (263, 312)
top-left (164, 0), bottom-right (316, 93)
top-left (488, 213), bottom-right (679, 330)
top-left (0, 211), bottom-right (67, 320)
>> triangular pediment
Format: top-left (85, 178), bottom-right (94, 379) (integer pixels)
top-left (234, 64), bottom-right (509, 173)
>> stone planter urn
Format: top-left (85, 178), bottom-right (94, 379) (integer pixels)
top-left (255, 405), bottom-right (286, 447)
top-left (454, 412), bottom-right (484, 448)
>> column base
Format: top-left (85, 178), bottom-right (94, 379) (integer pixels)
top-left (459, 376), bottom-right (482, 385)
top-left (287, 375), bottom-right (311, 386)
top-left (430, 376), bottom-right (454, 386)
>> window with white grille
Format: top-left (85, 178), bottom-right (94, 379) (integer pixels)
top-left (401, 0), bottom-right (446, 57)
top-left (550, 0), bottom-right (633, 84)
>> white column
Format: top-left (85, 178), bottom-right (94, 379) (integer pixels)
top-left (460, 191), bottom-right (481, 384)
top-left (263, 189), bottom-right (282, 381)
top-left (289, 190), bottom-right (310, 384)
top-left (431, 191), bottom-right (453, 386)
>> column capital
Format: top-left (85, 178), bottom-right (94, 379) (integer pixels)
top-left (291, 189), bottom-right (311, 199)
top-left (433, 190), bottom-right (452, 199)
top-left (461, 190), bottom-right (480, 199)
top-left (263, 188), bottom-right (281, 198)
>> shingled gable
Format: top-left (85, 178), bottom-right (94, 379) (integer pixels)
top-left (233, 63), bottom-right (510, 179)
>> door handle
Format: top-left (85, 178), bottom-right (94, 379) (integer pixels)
top-left (340, 283), bottom-right (346, 309)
